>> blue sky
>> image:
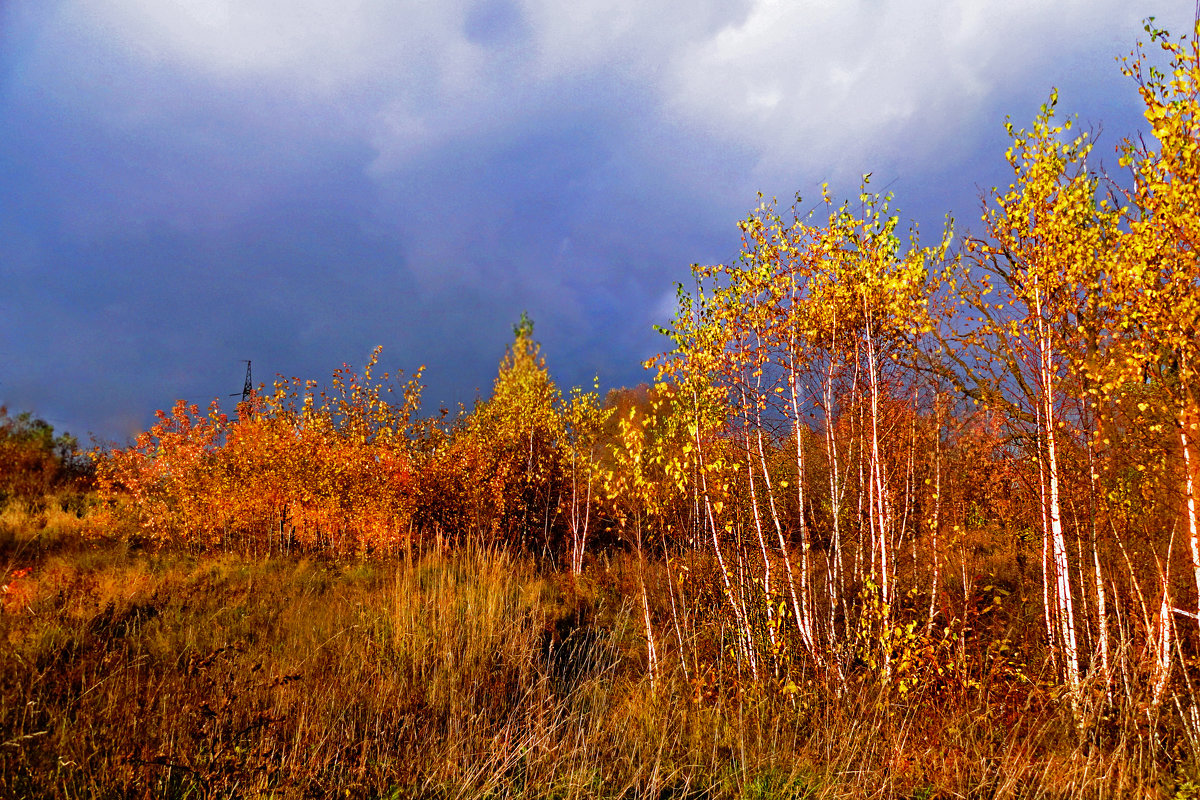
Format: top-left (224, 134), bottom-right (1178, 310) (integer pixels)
top-left (1, 1), bottom-right (1193, 444)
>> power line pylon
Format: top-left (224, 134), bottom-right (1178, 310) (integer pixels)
top-left (230, 361), bottom-right (252, 404)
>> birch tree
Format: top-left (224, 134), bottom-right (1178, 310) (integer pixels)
top-left (952, 94), bottom-right (1123, 694)
top-left (1119, 19), bottom-right (1200, 629)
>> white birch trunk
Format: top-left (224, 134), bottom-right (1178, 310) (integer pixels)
top-left (863, 306), bottom-right (892, 683)
top-left (743, 392), bottom-right (779, 673)
top-left (1035, 284), bottom-right (1080, 693)
top-left (927, 392), bottom-right (943, 636)
top-left (786, 349), bottom-right (817, 658)
top-left (1182, 425), bottom-right (1200, 633)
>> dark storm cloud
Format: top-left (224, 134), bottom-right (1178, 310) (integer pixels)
top-left (0, 0), bottom-right (1193, 442)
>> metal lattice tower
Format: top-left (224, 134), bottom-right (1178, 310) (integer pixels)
top-left (230, 361), bottom-right (252, 404)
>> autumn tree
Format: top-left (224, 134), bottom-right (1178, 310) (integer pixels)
top-left (652, 183), bottom-right (948, 687)
top-left (936, 92), bottom-right (1129, 699)
top-left (94, 349), bottom-right (424, 555)
top-left (0, 407), bottom-right (91, 511)
top-left (452, 313), bottom-right (567, 551)
top-left (1119, 18), bottom-right (1200, 633)
top-left (563, 382), bottom-right (611, 573)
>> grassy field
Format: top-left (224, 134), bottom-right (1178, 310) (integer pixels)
top-left (2, 507), bottom-right (1191, 800)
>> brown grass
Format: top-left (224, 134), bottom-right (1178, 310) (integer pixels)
top-left (0, 522), bottom-right (1195, 799)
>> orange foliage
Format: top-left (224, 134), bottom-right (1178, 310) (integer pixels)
top-left (94, 348), bottom-right (424, 555)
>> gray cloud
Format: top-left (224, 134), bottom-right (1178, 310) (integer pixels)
top-left (56, 2), bottom-right (1190, 174)
top-left (3, 1), bottom-right (1194, 443)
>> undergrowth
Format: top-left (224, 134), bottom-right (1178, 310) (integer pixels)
top-left (1, 527), bottom-right (1191, 799)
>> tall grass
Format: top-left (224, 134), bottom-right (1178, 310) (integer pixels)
top-left (0, 532), bottom-right (1193, 799)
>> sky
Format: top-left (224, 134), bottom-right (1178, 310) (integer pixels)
top-left (1, 1), bottom-right (1195, 445)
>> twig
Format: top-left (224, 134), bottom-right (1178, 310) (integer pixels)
top-left (2, 730), bottom-right (48, 748)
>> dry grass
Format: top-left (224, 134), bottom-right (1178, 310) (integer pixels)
top-left (0, 524), bottom-right (1195, 799)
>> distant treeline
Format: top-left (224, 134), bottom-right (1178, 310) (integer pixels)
top-left (0, 406), bottom-right (92, 513)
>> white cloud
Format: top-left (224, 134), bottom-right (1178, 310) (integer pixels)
top-left (36, 1), bottom-right (1198, 181)
top-left (76, 0), bottom-right (410, 90)
top-left (662, 0), bottom-right (1179, 176)
top-left (519, 0), bottom-right (752, 78)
